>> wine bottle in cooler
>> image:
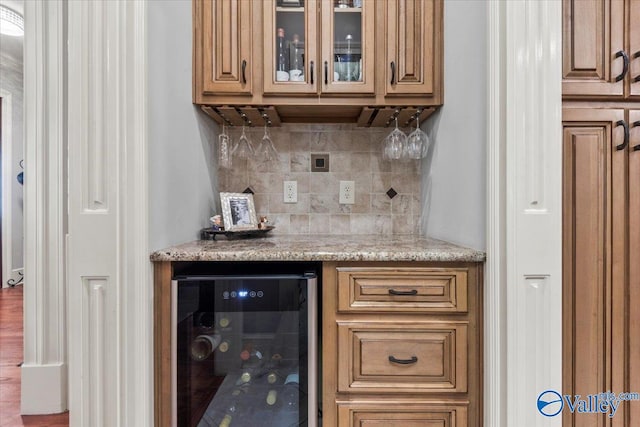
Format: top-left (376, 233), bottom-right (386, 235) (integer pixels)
top-left (289, 34), bottom-right (303, 81)
top-left (190, 331), bottom-right (222, 361)
top-left (276, 28), bottom-right (289, 81)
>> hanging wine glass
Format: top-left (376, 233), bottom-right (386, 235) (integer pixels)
top-left (405, 117), bottom-right (430, 159)
top-left (232, 124), bottom-right (254, 158)
top-left (218, 124), bottom-right (233, 169)
top-left (255, 124), bottom-right (279, 162)
top-left (383, 117), bottom-right (407, 160)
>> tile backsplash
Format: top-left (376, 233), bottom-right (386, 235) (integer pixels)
top-left (218, 124), bottom-right (421, 235)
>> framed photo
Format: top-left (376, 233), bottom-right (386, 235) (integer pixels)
top-left (220, 192), bottom-right (258, 231)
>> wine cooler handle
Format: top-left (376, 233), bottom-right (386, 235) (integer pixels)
top-left (388, 289), bottom-right (418, 296)
top-left (616, 120), bottom-right (629, 151)
top-left (614, 51), bottom-right (629, 82)
top-left (632, 121), bottom-right (640, 152)
top-left (388, 355), bottom-right (418, 365)
top-left (390, 61), bottom-right (396, 85)
top-left (310, 61), bottom-right (314, 84)
top-left (324, 61), bottom-right (328, 85)
top-left (635, 51), bottom-right (640, 83)
top-left (241, 60), bottom-right (247, 84)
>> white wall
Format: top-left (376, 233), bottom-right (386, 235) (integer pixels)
top-left (421, 0), bottom-right (486, 250)
top-left (148, 0), bottom-right (219, 251)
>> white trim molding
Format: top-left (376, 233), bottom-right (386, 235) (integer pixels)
top-left (21, 0), bottom-right (68, 414)
top-left (504, 1), bottom-right (563, 426)
top-left (485, 1), bottom-right (507, 426)
top-left (66, 0), bottom-right (151, 425)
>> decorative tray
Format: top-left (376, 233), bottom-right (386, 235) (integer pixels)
top-left (200, 226), bottom-right (275, 240)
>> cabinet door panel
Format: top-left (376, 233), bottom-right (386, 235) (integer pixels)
top-left (631, 0), bottom-right (640, 97)
top-left (629, 110), bottom-right (640, 425)
top-left (562, 108), bottom-right (627, 427)
top-left (385, 0), bottom-right (441, 101)
top-left (262, 0), bottom-right (318, 95)
top-left (197, 0), bottom-right (252, 96)
top-left (562, 0), bottom-right (624, 98)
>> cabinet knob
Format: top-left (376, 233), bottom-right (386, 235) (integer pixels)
top-left (388, 355), bottom-right (418, 365)
top-left (632, 121), bottom-right (640, 152)
top-left (616, 120), bottom-right (629, 151)
top-left (390, 61), bottom-right (396, 85)
top-left (241, 60), bottom-right (247, 84)
top-left (614, 51), bottom-right (629, 82)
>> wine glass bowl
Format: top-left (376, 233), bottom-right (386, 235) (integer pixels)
top-left (218, 124), bottom-right (233, 169)
top-left (232, 124), bottom-right (254, 158)
top-left (255, 125), bottom-right (279, 162)
top-left (383, 117), bottom-right (407, 160)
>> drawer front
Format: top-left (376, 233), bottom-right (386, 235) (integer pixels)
top-left (337, 322), bottom-right (467, 393)
top-left (337, 268), bottom-right (468, 313)
top-left (336, 402), bottom-right (468, 427)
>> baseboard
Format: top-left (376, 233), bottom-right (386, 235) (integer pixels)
top-left (21, 363), bottom-right (68, 414)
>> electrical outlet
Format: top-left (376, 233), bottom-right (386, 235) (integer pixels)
top-left (339, 181), bottom-right (355, 204)
top-left (283, 181), bottom-right (297, 203)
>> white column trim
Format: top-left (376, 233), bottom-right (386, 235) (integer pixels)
top-left (21, 0), bottom-right (67, 414)
top-left (504, 1), bottom-right (563, 426)
top-left (66, 0), bottom-right (151, 425)
top-left (485, 1), bottom-right (507, 426)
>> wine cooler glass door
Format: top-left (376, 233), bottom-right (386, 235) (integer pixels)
top-left (173, 275), bottom-right (317, 427)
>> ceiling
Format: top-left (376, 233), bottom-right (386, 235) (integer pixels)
top-left (0, 0), bottom-right (23, 63)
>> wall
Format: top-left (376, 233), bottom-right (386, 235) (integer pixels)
top-left (148, 0), bottom-right (219, 251)
top-left (219, 124), bottom-right (421, 235)
top-left (0, 31), bottom-right (24, 273)
top-left (420, 0), bottom-right (486, 250)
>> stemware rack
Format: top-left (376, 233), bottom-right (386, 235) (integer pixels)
top-left (201, 105), bottom-right (435, 128)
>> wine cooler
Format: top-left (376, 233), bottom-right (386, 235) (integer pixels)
top-left (172, 271), bottom-right (318, 427)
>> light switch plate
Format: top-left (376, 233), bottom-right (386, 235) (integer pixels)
top-left (339, 181), bottom-right (355, 204)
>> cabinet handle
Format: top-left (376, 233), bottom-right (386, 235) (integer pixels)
top-left (614, 51), bottom-right (629, 82)
top-left (634, 51), bottom-right (640, 83)
top-left (388, 289), bottom-right (418, 296)
top-left (616, 120), bottom-right (629, 151)
top-left (324, 61), bottom-right (328, 85)
top-left (388, 355), bottom-right (418, 365)
top-left (390, 61), bottom-right (396, 85)
top-left (241, 60), bottom-right (247, 84)
top-left (310, 60), bottom-right (314, 84)
top-left (632, 121), bottom-right (640, 152)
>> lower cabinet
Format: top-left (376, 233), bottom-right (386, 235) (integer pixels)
top-left (322, 262), bottom-right (483, 427)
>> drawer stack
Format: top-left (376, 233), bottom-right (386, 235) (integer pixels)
top-left (322, 262), bottom-right (483, 427)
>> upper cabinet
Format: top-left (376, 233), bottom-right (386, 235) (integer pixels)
top-left (385, 0), bottom-right (441, 98)
top-left (193, 0), bottom-right (253, 97)
top-left (193, 0), bottom-right (443, 124)
top-left (562, 0), bottom-right (640, 99)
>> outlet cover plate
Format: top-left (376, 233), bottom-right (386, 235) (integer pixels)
top-left (339, 181), bottom-right (355, 204)
top-left (284, 181), bottom-right (297, 203)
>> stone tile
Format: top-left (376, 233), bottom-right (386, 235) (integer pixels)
top-left (269, 214), bottom-right (290, 234)
top-left (351, 152), bottom-right (371, 174)
top-left (290, 214), bottom-right (310, 234)
top-left (309, 173), bottom-right (338, 194)
top-left (310, 193), bottom-right (334, 213)
top-left (371, 194), bottom-right (391, 214)
top-left (289, 131), bottom-right (310, 150)
top-left (252, 194), bottom-right (269, 214)
top-left (350, 214), bottom-right (392, 235)
top-left (392, 213), bottom-right (417, 235)
top-left (371, 151), bottom-right (393, 173)
top-left (351, 192), bottom-right (371, 214)
top-left (392, 194), bottom-right (412, 215)
top-left (330, 152), bottom-right (351, 173)
top-left (269, 193), bottom-right (310, 214)
top-left (291, 152), bottom-right (310, 172)
top-left (330, 214), bottom-right (351, 234)
top-left (308, 214), bottom-right (330, 234)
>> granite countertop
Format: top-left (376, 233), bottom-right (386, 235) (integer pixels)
top-left (150, 234), bottom-right (485, 263)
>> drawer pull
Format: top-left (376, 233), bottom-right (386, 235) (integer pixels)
top-left (388, 289), bottom-right (418, 296)
top-left (388, 355), bottom-right (418, 365)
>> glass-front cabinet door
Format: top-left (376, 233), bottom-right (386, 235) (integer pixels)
top-left (320, 0), bottom-right (375, 94)
top-left (263, 0), bottom-right (319, 94)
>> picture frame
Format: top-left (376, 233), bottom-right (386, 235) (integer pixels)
top-left (220, 192), bottom-right (258, 231)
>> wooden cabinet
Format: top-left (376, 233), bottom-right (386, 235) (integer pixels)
top-left (323, 263), bottom-right (482, 427)
top-left (562, 107), bottom-right (639, 426)
top-left (193, 0), bottom-right (253, 96)
top-left (193, 0), bottom-right (443, 124)
top-left (385, 0), bottom-right (442, 100)
top-left (562, 0), bottom-right (640, 99)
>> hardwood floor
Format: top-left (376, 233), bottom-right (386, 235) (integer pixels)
top-left (0, 286), bottom-right (69, 427)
